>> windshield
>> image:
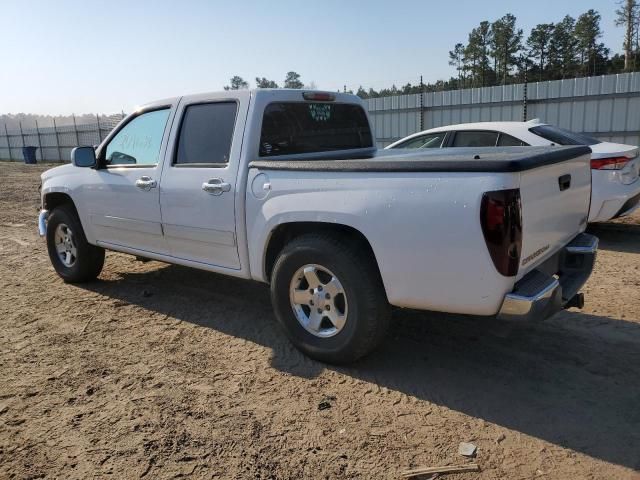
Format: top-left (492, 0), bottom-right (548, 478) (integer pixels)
top-left (259, 102), bottom-right (373, 157)
top-left (529, 125), bottom-right (601, 146)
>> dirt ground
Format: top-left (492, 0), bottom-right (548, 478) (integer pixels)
top-left (0, 162), bottom-right (639, 480)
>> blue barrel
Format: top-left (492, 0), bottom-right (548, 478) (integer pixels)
top-left (22, 146), bottom-right (38, 164)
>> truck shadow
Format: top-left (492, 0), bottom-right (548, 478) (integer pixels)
top-left (588, 223), bottom-right (640, 254)
top-left (80, 262), bottom-right (640, 471)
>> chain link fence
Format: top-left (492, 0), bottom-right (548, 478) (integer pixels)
top-left (0, 114), bottom-right (126, 163)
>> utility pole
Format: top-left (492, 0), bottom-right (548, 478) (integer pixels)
top-left (419, 75), bottom-right (424, 131)
top-left (53, 118), bottom-right (62, 162)
top-left (72, 114), bottom-right (80, 147)
top-left (521, 56), bottom-right (528, 122)
top-left (35, 120), bottom-right (44, 161)
top-left (4, 123), bottom-right (12, 161)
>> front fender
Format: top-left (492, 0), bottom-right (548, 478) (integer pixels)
top-left (40, 165), bottom-right (95, 244)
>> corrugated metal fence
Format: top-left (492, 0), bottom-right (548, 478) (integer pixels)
top-left (1, 73), bottom-right (638, 162)
top-left (0, 114), bottom-right (125, 163)
top-left (366, 72), bottom-right (640, 148)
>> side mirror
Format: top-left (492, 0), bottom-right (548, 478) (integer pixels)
top-left (71, 146), bottom-right (97, 168)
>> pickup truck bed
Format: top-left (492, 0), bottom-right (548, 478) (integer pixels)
top-left (247, 143), bottom-right (592, 315)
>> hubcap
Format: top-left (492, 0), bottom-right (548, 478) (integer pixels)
top-left (54, 223), bottom-right (77, 267)
top-left (289, 264), bottom-right (348, 338)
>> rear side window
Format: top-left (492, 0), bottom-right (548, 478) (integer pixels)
top-left (452, 131), bottom-right (499, 147)
top-left (529, 125), bottom-right (601, 146)
top-left (395, 132), bottom-right (446, 149)
top-left (497, 133), bottom-right (528, 146)
top-left (175, 102), bottom-right (237, 165)
top-left (259, 102), bottom-right (373, 157)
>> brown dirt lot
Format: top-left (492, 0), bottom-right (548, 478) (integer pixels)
top-left (1, 162), bottom-right (639, 480)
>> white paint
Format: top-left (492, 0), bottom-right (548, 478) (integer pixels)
top-left (41, 90), bottom-right (594, 319)
top-left (386, 120), bottom-right (640, 222)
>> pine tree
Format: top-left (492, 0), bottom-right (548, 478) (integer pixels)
top-left (491, 14), bottom-right (523, 85)
top-left (224, 76), bottom-right (249, 90)
top-left (615, 0), bottom-right (640, 70)
top-left (283, 71), bottom-right (304, 89)
top-left (548, 15), bottom-right (578, 79)
top-left (465, 22), bottom-right (493, 86)
top-left (575, 9), bottom-right (608, 75)
top-left (255, 77), bottom-right (279, 88)
top-left (448, 43), bottom-right (466, 83)
top-left (527, 23), bottom-right (555, 80)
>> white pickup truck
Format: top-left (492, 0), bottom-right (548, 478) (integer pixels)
top-left (39, 89), bottom-right (598, 363)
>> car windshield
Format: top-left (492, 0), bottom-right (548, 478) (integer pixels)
top-left (529, 125), bottom-right (601, 146)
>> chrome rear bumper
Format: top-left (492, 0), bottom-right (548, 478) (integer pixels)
top-left (497, 233), bottom-right (598, 322)
top-left (38, 209), bottom-right (49, 237)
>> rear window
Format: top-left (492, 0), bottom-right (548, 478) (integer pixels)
top-left (529, 125), bottom-right (601, 146)
top-left (259, 102), bottom-right (373, 157)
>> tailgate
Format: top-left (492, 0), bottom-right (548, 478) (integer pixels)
top-left (518, 150), bottom-right (591, 279)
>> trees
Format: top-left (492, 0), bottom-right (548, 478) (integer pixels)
top-left (283, 71), bottom-right (304, 89)
top-left (575, 9), bottom-right (609, 75)
top-left (255, 77), bottom-right (279, 88)
top-left (615, 0), bottom-right (640, 71)
top-left (224, 76), bottom-right (249, 90)
top-left (491, 14), bottom-right (523, 85)
top-left (548, 15), bottom-right (579, 79)
top-left (223, 5), bottom-right (638, 101)
top-left (465, 21), bottom-right (493, 87)
top-left (527, 23), bottom-right (555, 80)
top-left (448, 43), bottom-right (466, 83)
top-left (223, 73), bottom-right (304, 90)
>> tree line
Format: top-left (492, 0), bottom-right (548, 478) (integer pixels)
top-left (359, 3), bottom-right (639, 98)
top-left (227, 3), bottom-right (639, 99)
top-left (223, 71), bottom-right (308, 90)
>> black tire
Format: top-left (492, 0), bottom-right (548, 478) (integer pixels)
top-left (270, 233), bottom-right (391, 364)
top-left (46, 205), bottom-right (105, 283)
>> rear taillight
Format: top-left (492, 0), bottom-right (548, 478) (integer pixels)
top-left (590, 157), bottom-right (630, 170)
top-left (480, 189), bottom-right (522, 277)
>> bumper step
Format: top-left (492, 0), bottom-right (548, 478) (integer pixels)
top-left (497, 233), bottom-right (598, 322)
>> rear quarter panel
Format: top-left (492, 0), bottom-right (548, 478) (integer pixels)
top-left (246, 168), bottom-right (518, 316)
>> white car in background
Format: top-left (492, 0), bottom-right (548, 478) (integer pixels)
top-left (386, 120), bottom-right (640, 223)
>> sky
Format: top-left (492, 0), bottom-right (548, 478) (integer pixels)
top-left (0, 0), bottom-right (622, 115)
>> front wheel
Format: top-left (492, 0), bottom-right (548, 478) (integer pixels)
top-left (46, 205), bottom-right (105, 283)
top-left (270, 234), bottom-right (391, 364)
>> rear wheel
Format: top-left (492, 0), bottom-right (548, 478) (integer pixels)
top-left (46, 205), bottom-right (105, 283)
top-left (270, 233), bottom-right (391, 364)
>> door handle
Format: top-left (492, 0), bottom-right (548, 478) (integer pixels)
top-left (558, 174), bottom-right (571, 191)
top-left (202, 178), bottom-right (231, 196)
top-left (136, 176), bottom-right (157, 191)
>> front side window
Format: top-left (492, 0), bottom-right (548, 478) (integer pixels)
top-left (529, 125), bottom-right (601, 146)
top-left (175, 102), bottom-right (237, 165)
top-left (105, 109), bottom-right (170, 166)
top-left (259, 102), bottom-right (372, 157)
top-left (452, 131), bottom-right (499, 147)
top-left (395, 132), bottom-right (446, 149)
